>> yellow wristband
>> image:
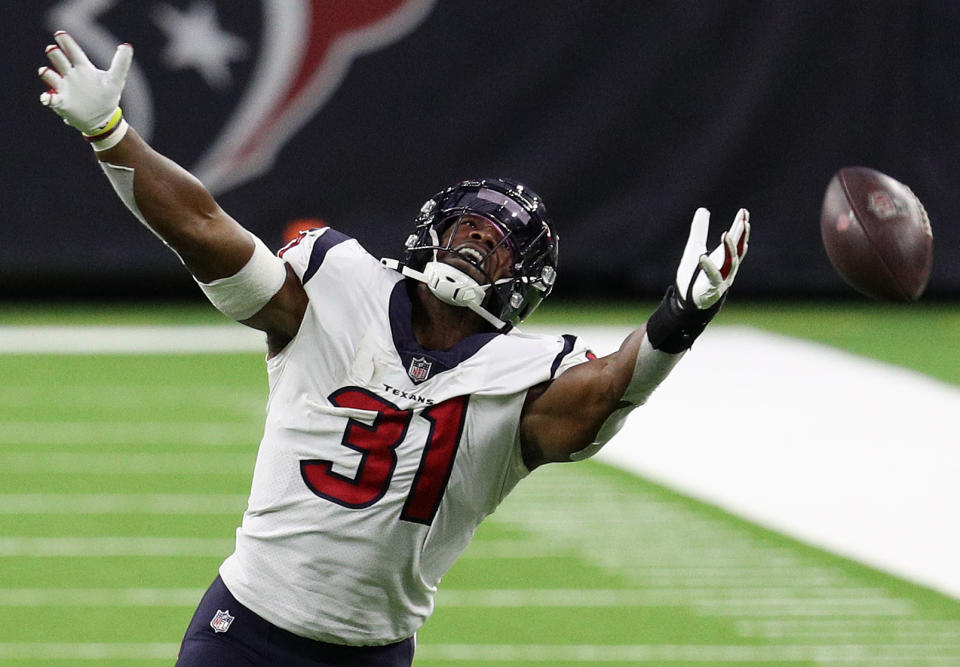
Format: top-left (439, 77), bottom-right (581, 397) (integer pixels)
top-left (83, 107), bottom-right (123, 138)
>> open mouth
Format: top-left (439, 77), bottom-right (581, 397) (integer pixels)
top-left (440, 245), bottom-right (492, 284)
top-left (454, 246), bottom-right (486, 266)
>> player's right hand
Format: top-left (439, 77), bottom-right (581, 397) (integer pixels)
top-left (38, 31), bottom-right (132, 135)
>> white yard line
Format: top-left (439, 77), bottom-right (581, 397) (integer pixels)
top-left (0, 588), bottom-right (203, 606)
top-left (1, 642), bottom-right (958, 663)
top-left (0, 421), bottom-right (258, 446)
top-left (0, 493), bottom-right (247, 514)
top-left (0, 643), bottom-right (179, 660)
top-left (0, 537), bottom-right (233, 557)
top-left (0, 325), bottom-right (264, 354)
top-left (0, 642), bottom-right (956, 663)
top-left (0, 586), bottom-right (903, 609)
top-left (416, 643), bottom-right (960, 662)
top-left (0, 452), bottom-right (254, 474)
top-left (436, 588), bottom-right (911, 612)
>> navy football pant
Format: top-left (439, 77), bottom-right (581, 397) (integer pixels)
top-left (176, 576), bottom-right (415, 666)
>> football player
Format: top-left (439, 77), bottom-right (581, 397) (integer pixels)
top-left (38, 33), bottom-right (749, 667)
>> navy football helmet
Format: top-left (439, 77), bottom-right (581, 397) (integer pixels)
top-left (386, 178), bottom-right (559, 329)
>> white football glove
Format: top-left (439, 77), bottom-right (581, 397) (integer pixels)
top-left (675, 207), bottom-right (750, 310)
top-left (38, 31), bottom-right (132, 135)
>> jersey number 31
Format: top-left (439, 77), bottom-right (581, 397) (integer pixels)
top-left (300, 387), bottom-right (468, 525)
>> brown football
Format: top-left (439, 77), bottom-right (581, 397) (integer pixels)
top-left (820, 166), bottom-right (933, 301)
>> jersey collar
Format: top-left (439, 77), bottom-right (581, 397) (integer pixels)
top-left (388, 280), bottom-right (499, 384)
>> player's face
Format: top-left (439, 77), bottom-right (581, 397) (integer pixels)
top-left (438, 214), bottom-right (515, 283)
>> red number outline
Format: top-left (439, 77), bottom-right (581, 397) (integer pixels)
top-left (300, 388), bottom-right (468, 524)
top-left (300, 388), bottom-right (411, 509)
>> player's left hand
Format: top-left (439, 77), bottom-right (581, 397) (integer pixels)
top-left (38, 31), bottom-right (132, 135)
top-left (675, 207), bottom-right (750, 310)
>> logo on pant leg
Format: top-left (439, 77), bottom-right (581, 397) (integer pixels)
top-left (210, 609), bottom-right (235, 633)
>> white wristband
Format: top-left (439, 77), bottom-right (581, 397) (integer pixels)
top-left (90, 118), bottom-right (129, 151)
top-left (196, 234), bottom-right (287, 320)
top-left (622, 334), bottom-right (685, 405)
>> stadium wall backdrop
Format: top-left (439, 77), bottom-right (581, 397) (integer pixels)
top-left (6, 0), bottom-right (958, 299)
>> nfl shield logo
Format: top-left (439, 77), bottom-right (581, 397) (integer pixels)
top-left (867, 190), bottom-right (898, 219)
top-left (210, 609), bottom-right (235, 633)
top-left (408, 357), bottom-right (432, 383)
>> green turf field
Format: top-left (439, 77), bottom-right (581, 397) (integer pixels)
top-left (1, 301), bottom-right (959, 665)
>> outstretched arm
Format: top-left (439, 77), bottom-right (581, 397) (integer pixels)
top-left (38, 32), bottom-right (306, 348)
top-left (520, 208), bottom-right (750, 469)
top-left (96, 126), bottom-right (255, 282)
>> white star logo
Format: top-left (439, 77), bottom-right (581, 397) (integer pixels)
top-left (152, 0), bottom-right (248, 90)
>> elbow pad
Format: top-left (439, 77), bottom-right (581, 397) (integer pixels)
top-left (196, 234), bottom-right (287, 320)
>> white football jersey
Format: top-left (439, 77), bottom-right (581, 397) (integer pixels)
top-left (219, 228), bottom-right (592, 645)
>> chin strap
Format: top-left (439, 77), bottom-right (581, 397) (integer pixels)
top-left (381, 258), bottom-right (510, 331)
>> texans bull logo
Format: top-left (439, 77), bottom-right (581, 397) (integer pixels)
top-left (46, 0), bottom-right (435, 195)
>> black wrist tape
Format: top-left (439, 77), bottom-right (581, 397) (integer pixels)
top-left (645, 284), bottom-right (725, 353)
